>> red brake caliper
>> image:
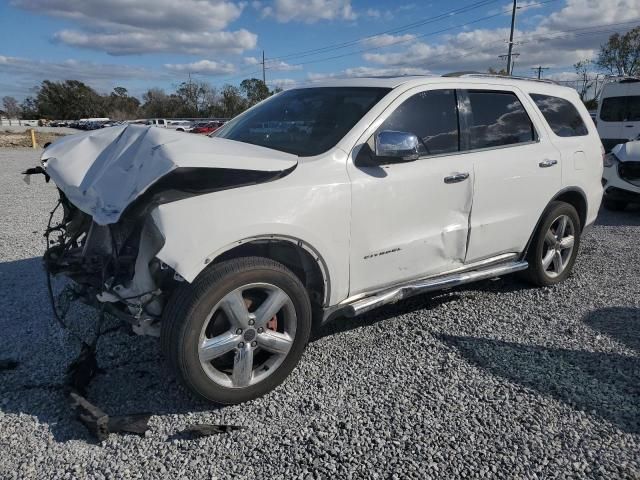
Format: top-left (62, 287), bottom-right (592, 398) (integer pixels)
top-left (266, 315), bottom-right (278, 331)
top-left (245, 298), bottom-right (278, 331)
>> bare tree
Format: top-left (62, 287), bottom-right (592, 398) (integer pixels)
top-left (2, 96), bottom-right (21, 125)
top-left (574, 60), bottom-right (595, 100)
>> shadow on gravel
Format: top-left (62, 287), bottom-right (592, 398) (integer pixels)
top-left (439, 307), bottom-right (640, 434)
top-left (595, 204), bottom-right (640, 227)
top-left (583, 306), bottom-right (640, 355)
top-left (312, 275), bottom-right (533, 342)
top-left (312, 290), bottom-right (463, 341)
top-left (0, 257), bottom-right (217, 443)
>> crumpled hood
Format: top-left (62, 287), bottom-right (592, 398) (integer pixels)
top-left (42, 124), bottom-right (298, 225)
top-left (612, 140), bottom-right (640, 162)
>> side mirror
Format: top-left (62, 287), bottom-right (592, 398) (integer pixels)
top-left (375, 130), bottom-right (420, 162)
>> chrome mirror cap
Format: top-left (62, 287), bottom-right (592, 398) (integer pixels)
top-left (375, 130), bottom-right (420, 161)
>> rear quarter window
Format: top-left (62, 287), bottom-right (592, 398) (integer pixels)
top-left (530, 94), bottom-right (588, 137)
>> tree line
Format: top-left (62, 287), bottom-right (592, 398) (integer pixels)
top-left (2, 77), bottom-right (278, 121)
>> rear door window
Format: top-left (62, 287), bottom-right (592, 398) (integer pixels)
top-left (600, 96), bottom-right (640, 122)
top-left (378, 89), bottom-right (460, 156)
top-left (464, 90), bottom-right (537, 149)
top-left (530, 94), bottom-right (589, 137)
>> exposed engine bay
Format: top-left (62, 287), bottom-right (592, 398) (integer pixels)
top-left (44, 189), bottom-right (176, 337)
top-left (32, 125), bottom-right (298, 336)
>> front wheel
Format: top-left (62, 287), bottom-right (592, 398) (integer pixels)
top-left (161, 257), bottom-right (312, 404)
top-left (524, 201), bottom-right (581, 287)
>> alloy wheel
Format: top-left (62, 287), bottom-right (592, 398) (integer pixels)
top-left (198, 283), bottom-right (296, 389)
top-left (541, 214), bottom-right (575, 278)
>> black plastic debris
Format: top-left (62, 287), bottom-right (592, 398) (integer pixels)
top-left (180, 424), bottom-right (245, 438)
top-left (22, 166), bottom-right (50, 182)
top-left (65, 341), bottom-right (151, 441)
top-left (66, 343), bottom-right (101, 396)
top-left (69, 392), bottom-right (151, 442)
top-left (0, 359), bottom-right (19, 371)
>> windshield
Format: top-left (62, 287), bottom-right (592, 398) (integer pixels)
top-left (213, 87), bottom-right (391, 156)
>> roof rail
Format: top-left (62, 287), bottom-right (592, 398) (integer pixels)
top-left (442, 72), bottom-right (558, 85)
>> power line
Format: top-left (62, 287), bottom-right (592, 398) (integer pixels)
top-left (264, 0), bottom-right (561, 72)
top-left (215, 10), bottom-right (637, 84)
top-left (269, 0), bottom-right (503, 62)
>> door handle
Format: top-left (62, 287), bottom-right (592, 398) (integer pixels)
top-left (625, 125), bottom-right (635, 128)
top-left (539, 159), bottom-right (558, 168)
top-left (444, 172), bottom-right (470, 184)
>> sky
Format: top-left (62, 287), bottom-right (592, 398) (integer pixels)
top-left (0, 0), bottom-right (639, 101)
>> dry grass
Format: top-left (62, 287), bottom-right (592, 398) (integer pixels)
top-left (0, 130), bottom-right (67, 148)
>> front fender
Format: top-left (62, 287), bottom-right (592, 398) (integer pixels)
top-left (150, 164), bottom-right (351, 305)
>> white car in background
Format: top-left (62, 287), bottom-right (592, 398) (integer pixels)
top-left (597, 78), bottom-right (640, 152)
top-left (36, 75), bottom-right (603, 404)
top-left (602, 139), bottom-right (640, 210)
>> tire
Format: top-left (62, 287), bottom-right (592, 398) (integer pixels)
top-left (161, 257), bottom-right (312, 404)
top-left (524, 201), bottom-right (581, 287)
top-left (603, 197), bottom-right (627, 211)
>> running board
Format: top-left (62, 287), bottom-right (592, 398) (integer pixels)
top-left (341, 261), bottom-right (528, 318)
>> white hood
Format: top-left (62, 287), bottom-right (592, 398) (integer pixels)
top-left (42, 125), bottom-right (298, 225)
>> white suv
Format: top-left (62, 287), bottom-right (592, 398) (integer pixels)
top-left (39, 75), bottom-right (603, 404)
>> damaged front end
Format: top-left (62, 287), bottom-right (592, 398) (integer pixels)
top-left (44, 189), bottom-right (178, 336)
top-left (36, 124), bottom-right (298, 336)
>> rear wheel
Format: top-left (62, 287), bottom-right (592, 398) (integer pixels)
top-left (603, 197), bottom-right (627, 211)
top-left (524, 201), bottom-right (581, 287)
top-left (161, 257), bottom-right (312, 404)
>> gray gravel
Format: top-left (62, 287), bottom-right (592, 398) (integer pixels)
top-left (1, 147), bottom-right (639, 479)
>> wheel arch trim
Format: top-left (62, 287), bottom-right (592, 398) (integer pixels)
top-left (203, 234), bottom-right (332, 306)
top-left (521, 186), bottom-right (588, 260)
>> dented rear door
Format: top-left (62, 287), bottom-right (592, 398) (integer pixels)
top-left (347, 88), bottom-right (475, 297)
top-left (462, 87), bottom-right (562, 262)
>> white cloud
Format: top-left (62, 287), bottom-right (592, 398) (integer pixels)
top-left (11, 0), bottom-right (257, 55)
top-left (540, 0), bottom-right (640, 30)
top-left (307, 65), bottom-right (432, 81)
top-left (361, 17), bottom-right (634, 74)
top-left (362, 33), bottom-right (416, 48)
top-left (365, 8), bottom-right (393, 20)
top-left (262, 0), bottom-right (357, 23)
top-left (164, 60), bottom-right (236, 75)
top-left (267, 78), bottom-right (298, 89)
top-left (0, 55), bottom-right (156, 97)
top-left (244, 56), bottom-right (302, 71)
top-left (55, 29), bottom-right (257, 56)
top-left (11, 0), bottom-right (244, 31)
top-left (267, 60), bottom-right (303, 71)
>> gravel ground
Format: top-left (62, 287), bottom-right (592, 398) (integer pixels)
top-left (0, 148), bottom-right (638, 479)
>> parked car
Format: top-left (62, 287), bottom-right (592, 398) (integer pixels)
top-left (169, 120), bottom-right (194, 132)
top-left (596, 77), bottom-right (640, 152)
top-left (602, 138), bottom-right (640, 210)
top-left (192, 121), bottom-right (223, 134)
top-left (36, 75), bottom-right (603, 404)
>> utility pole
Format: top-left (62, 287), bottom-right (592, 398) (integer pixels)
top-left (506, 0), bottom-right (517, 75)
top-left (531, 66), bottom-right (549, 79)
top-left (262, 50), bottom-right (266, 83)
